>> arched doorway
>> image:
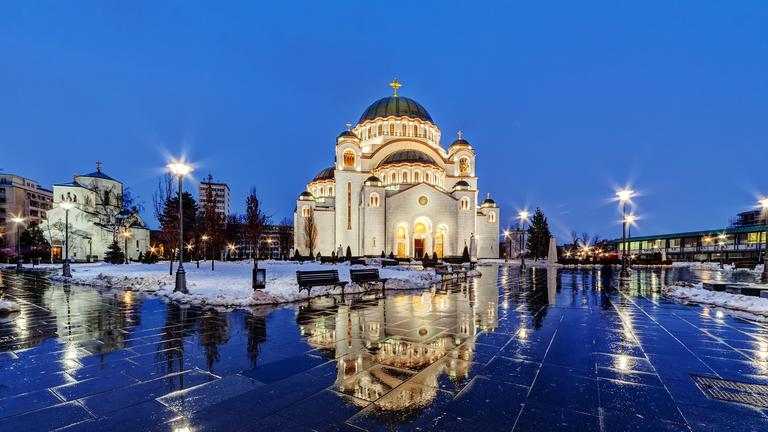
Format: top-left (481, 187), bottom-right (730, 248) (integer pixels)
top-left (435, 225), bottom-right (448, 258)
top-left (412, 217), bottom-right (433, 259)
top-left (396, 225), bottom-right (408, 258)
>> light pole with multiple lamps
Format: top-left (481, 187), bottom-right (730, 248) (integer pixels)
top-left (11, 216), bottom-right (24, 270)
top-left (122, 229), bottom-right (132, 264)
top-left (518, 210), bottom-right (529, 273)
top-left (616, 188), bottom-right (634, 278)
top-left (759, 198), bottom-right (768, 283)
top-left (59, 202), bottom-right (74, 277)
top-left (167, 161), bottom-right (193, 293)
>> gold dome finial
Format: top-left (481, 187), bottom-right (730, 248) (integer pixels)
top-left (345, 122), bottom-right (352, 131)
top-left (457, 130), bottom-right (463, 140)
top-left (389, 78), bottom-right (402, 97)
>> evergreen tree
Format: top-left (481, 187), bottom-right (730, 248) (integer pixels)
top-left (104, 241), bottom-right (124, 264)
top-left (244, 187), bottom-right (270, 270)
top-left (462, 245), bottom-right (470, 261)
top-left (199, 175), bottom-right (225, 270)
top-left (432, 251), bottom-right (438, 261)
top-left (380, 251), bottom-right (385, 258)
top-left (20, 222), bottom-right (50, 259)
top-left (316, 252), bottom-right (321, 260)
top-left (345, 246), bottom-right (352, 260)
top-left (294, 249), bottom-right (301, 260)
top-left (388, 252), bottom-right (395, 259)
top-left (526, 208), bottom-right (552, 259)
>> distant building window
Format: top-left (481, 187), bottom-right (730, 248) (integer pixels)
top-left (460, 197), bottom-right (470, 210)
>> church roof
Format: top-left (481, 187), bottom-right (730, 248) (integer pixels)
top-left (54, 181), bottom-right (85, 188)
top-left (311, 166), bottom-right (335, 182)
top-left (379, 150), bottom-right (438, 167)
top-left (78, 171), bottom-right (118, 182)
top-left (358, 96), bottom-right (433, 124)
top-left (364, 175), bottom-right (383, 185)
top-left (450, 138), bottom-right (471, 147)
top-left (337, 130), bottom-right (358, 139)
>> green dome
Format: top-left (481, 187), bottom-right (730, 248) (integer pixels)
top-left (358, 96), bottom-right (433, 124)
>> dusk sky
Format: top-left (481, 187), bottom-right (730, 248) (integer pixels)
top-left (2, 1), bottom-right (766, 241)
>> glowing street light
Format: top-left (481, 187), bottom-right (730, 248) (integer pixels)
top-left (121, 229), bottom-right (132, 264)
top-left (616, 188), bottom-right (635, 279)
top-left (518, 210), bottom-right (530, 273)
top-left (11, 216), bottom-right (24, 271)
top-left (760, 198), bottom-right (768, 283)
top-left (167, 160), bottom-right (193, 293)
top-left (59, 202), bottom-right (75, 277)
top-left (503, 230), bottom-right (511, 262)
top-left (717, 233), bottom-right (727, 269)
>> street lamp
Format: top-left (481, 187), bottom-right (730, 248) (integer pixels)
top-left (201, 234), bottom-right (209, 263)
top-left (11, 216), bottom-right (24, 271)
top-left (759, 198), bottom-right (768, 283)
top-left (167, 161), bottom-right (193, 293)
top-left (122, 229), bottom-right (132, 264)
top-left (503, 230), bottom-right (511, 262)
top-left (616, 188), bottom-right (634, 278)
top-left (518, 210), bottom-right (529, 273)
top-left (626, 214), bottom-right (637, 264)
top-left (59, 202), bottom-right (74, 277)
top-left (718, 233), bottom-right (727, 269)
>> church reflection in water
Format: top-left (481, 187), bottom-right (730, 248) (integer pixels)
top-left (297, 273), bottom-right (499, 410)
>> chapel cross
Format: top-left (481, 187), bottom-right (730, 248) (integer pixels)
top-left (96, 160), bottom-right (102, 173)
top-left (458, 130), bottom-right (463, 140)
top-left (389, 78), bottom-right (402, 97)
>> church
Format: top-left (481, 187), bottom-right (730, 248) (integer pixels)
top-left (42, 163), bottom-right (150, 262)
top-left (294, 81), bottom-right (500, 259)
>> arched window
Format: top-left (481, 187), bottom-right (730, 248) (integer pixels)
top-left (425, 172), bottom-right (431, 184)
top-left (301, 206), bottom-right (310, 218)
top-left (414, 171), bottom-right (421, 183)
top-left (389, 123), bottom-right (395, 135)
top-left (103, 190), bottom-right (110, 206)
top-left (319, 186), bottom-right (325, 196)
top-left (414, 222), bottom-right (427, 235)
top-left (401, 171), bottom-right (409, 183)
top-left (489, 212), bottom-right (496, 223)
top-left (401, 124), bottom-right (407, 136)
top-left (367, 126), bottom-right (372, 138)
top-left (460, 196), bottom-right (470, 210)
top-left (391, 172), bottom-right (397, 184)
top-left (459, 157), bottom-right (470, 175)
top-left (343, 150), bottom-right (356, 167)
top-left (377, 124), bottom-right (383, 136)
top-left (369, 192), bottom-right (380, 207)
top-left (396, 225), bottom-right (407, 258)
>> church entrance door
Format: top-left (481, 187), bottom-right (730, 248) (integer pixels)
top-left (414, 238), bottom-right (425, 258)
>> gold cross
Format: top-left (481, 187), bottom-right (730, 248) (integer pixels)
top-left (96, 160), bottom-right (102, 173)
top-left (389, 78), bottom-right (402, 97)
top-left (346, 122), bottom-right (352, 131)
top-left (457, 130), bottom-right (463, 140)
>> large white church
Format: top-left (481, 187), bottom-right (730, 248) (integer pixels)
top-left (294, 81), bottom-right (500, 259)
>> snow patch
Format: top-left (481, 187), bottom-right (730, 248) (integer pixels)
top-left (0, 299), bottom-right (21, 313)
top-left (664, 282), bottom-right (768, 319)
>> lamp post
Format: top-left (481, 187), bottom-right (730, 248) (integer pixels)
top-left (718, 234), bottom-right (727, 269)
top-left (503, 230), bottom-right (510, 262)
top-left (518, 211), bottom-right (529, 273)
top-left (201, 234), bottom-right (209, 262)
top-left (167, 161), bottom-right (192, 293)
top-left (122, 229), bottom-right (132, 264)
top-left (626, 214), bottom-right (636, 266)
top-left (11, 216), bottom-right (24, 271)
top-left (759, 198), bottom-right (768, 283)
top-left (616, 188), bottom-right (634, 278)
top-left (60, 202), bottom-right (74, 277)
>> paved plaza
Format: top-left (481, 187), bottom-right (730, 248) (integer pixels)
top-left (1, 266), bottom-right (768, 431)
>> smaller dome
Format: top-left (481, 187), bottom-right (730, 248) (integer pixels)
top-left (482, 194), bottom-right (496, 208)
top-left (379, 150), bottom-right (438, 167)
top-left (453, 180), bottom-right (470, 190)
top-left (449, 138), bottom-right (471, 148)
top-left (337, 130), bottom-right (358, 139)
top-left (311, 167), bottom-right (335, 182)
top-left (364, 175), bottom-right (383, 186)
top-left (298, 191), bottom-right (315, 201)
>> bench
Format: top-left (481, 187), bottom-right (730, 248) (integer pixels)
top-left (702, 282), bottom-right (728, 292)
top-left (319, 256), bottom-right (336, 264)
top-left (421, 259), bottom-right (439, 269)
top-left (351, 258), bottom-right (367, 266)
top-left (734, 261), bottom-right (758, 270)
top-left (381, 259), bottom-right (399, 267)
top-left (296, 270), bottom-right (348, 296)
top-left (350, 268), bottom-right (389, 290)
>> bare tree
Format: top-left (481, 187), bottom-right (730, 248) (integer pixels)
top-left (277, 217), bottom-right (293, 260)
top-left (244, 187), bottom-right (270, 268)
top-left (200, 175), bottom-right (225, 270)
top-left (580, 232), bottom-right (591, 247)
top-left (570, 230), bottom-right (580, 247)
top-left (153, 173), bottom-right (176, 274)
top-left (303, 209), bottom-right (318, 257)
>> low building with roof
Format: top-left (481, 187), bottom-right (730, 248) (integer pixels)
top-left (294, 80), bottom-right (500, 258)
top-left (41, 162), bottom-right (150, 262)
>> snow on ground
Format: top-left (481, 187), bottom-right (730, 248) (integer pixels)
top-left (49, 260), bottom-right (443, 307)
top-left (479, 258), bottom-right (560, 268)
top-left (672, 262), bottom-right (734, 272)
top-left (664, 283), bottom-right (768, 319)
top-left (0, 299), bottom-right (21, 313)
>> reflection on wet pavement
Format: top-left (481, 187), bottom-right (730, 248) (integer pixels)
top-left (1, 266), bottom-right (768, 431)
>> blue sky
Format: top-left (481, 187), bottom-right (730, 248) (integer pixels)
top-left (1, 1), bottom-right (766, 240)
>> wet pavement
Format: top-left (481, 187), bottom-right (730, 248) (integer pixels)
top-left (1, 265), bottom-right (768, 431)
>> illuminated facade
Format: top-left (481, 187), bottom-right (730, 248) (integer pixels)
top-left (294, 81), bottom-right (500, 258)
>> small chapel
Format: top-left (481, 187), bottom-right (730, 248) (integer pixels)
top-left (294, 81), bottom-right (500, 259)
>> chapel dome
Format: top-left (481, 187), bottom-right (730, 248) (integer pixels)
top-left (364, 175), bottom-right (383, 186)
top-left (449, 138), bottom-right (471, 148)
top-left (358, 96), bottom-right (433, 124)
top-left (379, 150), bottom-right (439, 168)
top-left (453, 180), bottom-right (470, 190)
top-left (311, 167), bottom-right (335, 182)
top-left (337, 130), bottom-right (358, 139)
top-left (298, 191), bottom-right (315, 201)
